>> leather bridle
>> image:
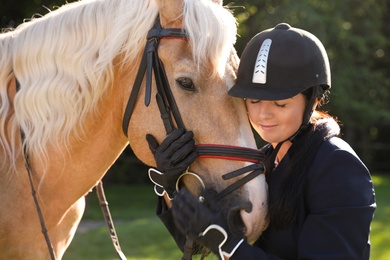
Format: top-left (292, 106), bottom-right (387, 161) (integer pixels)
top-left (123, 17), bottom-right (265, 260)
top-left (122, 16), bottom-right (265, 201)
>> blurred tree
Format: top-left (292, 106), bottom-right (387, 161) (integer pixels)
top-left (1, 0), bottom-right (65, 29)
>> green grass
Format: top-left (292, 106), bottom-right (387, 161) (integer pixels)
top-left (371, 174), bottom-right (390, 260)
top-left (63, 184), bottom-right (184, 260)
top-left (63, 175), bottom-right (390, 259)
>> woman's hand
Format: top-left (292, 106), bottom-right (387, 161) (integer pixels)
top-left (146, 128), bottom-right (198, 198)
top-left (172, 188), bottom-right (244, 259)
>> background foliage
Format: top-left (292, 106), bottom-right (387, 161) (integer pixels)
top-left (1, 0), bottom-right (389, 179)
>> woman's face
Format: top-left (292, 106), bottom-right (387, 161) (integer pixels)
top-left (246, 93), bottom-right (306, 146)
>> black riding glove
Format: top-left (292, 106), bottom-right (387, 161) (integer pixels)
top-left (172, 188), bottom-right (244, 260)
top-left (146, 128), bottom-right (198, 199)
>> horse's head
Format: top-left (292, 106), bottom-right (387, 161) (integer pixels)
top-left (123, 0), bottom-right (268, 243)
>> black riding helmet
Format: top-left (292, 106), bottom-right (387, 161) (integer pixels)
top-left (229, 23), bottom-right (331, 142)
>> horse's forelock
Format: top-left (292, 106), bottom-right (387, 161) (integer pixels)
top-left (183, 0), bottom-right (237, 77)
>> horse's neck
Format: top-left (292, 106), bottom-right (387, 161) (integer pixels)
top-left (3, 100), bottom-right (127, 222)
top-left (0, 75), bottom-right (131, 258)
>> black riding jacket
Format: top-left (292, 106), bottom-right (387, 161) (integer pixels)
top-left (156, 118), bottom-right (376, 259)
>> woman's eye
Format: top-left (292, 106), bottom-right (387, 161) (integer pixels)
top-left (176, 77), bottom-right (196, 92)
top-left (274, 102), bottom-right (286, 107)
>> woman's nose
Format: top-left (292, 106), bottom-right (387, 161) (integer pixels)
top-left (257, 102), bottom-right (273, 119)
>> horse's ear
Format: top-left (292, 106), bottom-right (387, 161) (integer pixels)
top-left (155, 0), bottom-right (184, 27)
top-left (156, 0), bottom-right (223, 27)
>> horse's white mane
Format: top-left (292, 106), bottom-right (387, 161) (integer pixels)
top-left (0, 0), bottom-right (237, 165)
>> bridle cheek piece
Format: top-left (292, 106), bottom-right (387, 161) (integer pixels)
top-left (122, 17), bottom-right (187, 137)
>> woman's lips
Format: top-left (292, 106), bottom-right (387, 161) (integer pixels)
top-left (260, 124), bottom-right (277, 131)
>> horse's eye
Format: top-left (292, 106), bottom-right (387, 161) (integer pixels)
top-left (176, 77), bottom-right (196, 92)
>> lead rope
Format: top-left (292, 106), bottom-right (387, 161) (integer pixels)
top-left (22, 143), bottom-right (57, 260)
top-left (16, 79), bottom-right (57, 260)
top-left (17, 79), bottom-right (124, 260)
top-left (96, 181), bottom-right (127, 260)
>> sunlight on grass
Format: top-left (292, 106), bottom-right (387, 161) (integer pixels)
top-left (370, 174), bottom-right (390, 260)
top-left (64, 217), bottom-right (183, 259)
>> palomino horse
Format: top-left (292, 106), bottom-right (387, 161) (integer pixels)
top-left (0, 0), bottom-right (268, 258)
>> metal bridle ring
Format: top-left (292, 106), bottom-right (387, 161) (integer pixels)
top-left (175, 170), bottom-right (206, 193)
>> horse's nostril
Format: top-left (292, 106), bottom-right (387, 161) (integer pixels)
top-left (227, 201), bottom-right (252, 237)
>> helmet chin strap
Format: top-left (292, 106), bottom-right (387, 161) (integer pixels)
top-left (267, 86), bottom-right (323, 172)
top-left (289, 86), bottom-right (323, 143)
top-left (266, 125), bottom-right (307, 174)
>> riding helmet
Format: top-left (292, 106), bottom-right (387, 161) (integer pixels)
top-left (229, 23), bottom-right (331, 100)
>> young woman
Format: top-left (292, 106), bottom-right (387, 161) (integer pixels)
top-left (146, 23), bottom-right (376, 259)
